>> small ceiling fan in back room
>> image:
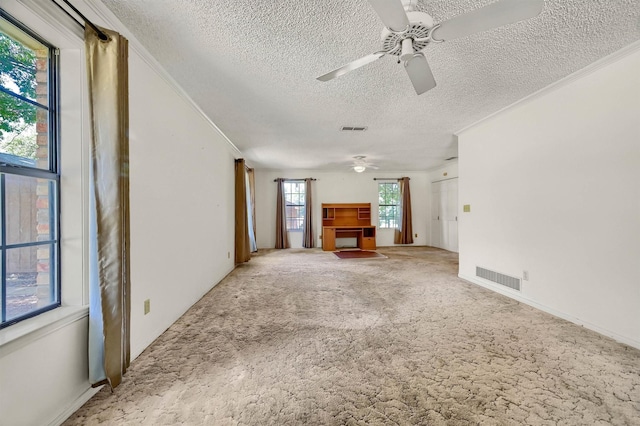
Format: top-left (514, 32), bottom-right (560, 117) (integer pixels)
top-left (317, 0), bottom-right (544, 95)
top-left (350, 156), bottom-right (379, 173)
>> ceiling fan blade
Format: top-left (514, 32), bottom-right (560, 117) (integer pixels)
top-left (432, 0), bottom-right (544, 41)
top-left (316, 52), bottom-right (385, 82)
top-left (404, 53), bottom-right (436, 95)
top-left (368, 0), bottom-right (410, 32)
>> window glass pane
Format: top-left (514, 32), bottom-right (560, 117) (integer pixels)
top-left (1, 17), bottom-right (50, 170)
top-left (0, 91), bottom-right (48, 169)
top-left (378, 183), bottom-right (399, 228)
top-left (4, 244), bottom-right (55, 321)
top-left (390, 185), bottom-right (399, 204)
top-left (1, 14), bottom-right (58, 329)
top-left (0, 18), bottom-right (48, 102)
top-left (5, 175), bottom-right (56, 244)
top-left (284, 181), bottom-right (305, 230)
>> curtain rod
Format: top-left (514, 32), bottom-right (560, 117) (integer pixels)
top-left (51, 0), bottom-right (109, 41)
top-left (373, 177), bottom-right (410, 181)
top-left (273, 178), bottom-right (317, 182)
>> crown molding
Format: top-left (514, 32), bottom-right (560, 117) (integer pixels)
top-left (456, 40), bottom-right (640, 137)
top-left (79, 0), bottom-right (243, 158)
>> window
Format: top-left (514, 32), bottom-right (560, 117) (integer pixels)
top-left (378, 182), bottom-right (399, 228)
top-left (284, 181), bottom-right (305, 231)
top-left (0, 12), bottom-right (59, 328)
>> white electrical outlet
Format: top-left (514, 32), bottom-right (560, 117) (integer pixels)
top-left (523, 271), bottom-right (529, 281)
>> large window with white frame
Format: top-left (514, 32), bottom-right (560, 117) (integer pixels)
top-left (284, 181), bottom-right (305, 231)
top-left (378, 182), bottom-right (399, 229)
top-left (0, 11), bottom-right (60, 328)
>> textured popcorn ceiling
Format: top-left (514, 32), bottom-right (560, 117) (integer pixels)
top-left (101, 0), bottom-right (640, 171)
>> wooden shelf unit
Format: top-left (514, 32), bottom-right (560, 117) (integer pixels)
top-left (322, 203), bottom-right (376, 251)
top-left (322, 203), bottom-right (371, 227)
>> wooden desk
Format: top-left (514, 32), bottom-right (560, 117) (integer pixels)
top-left (322, 226), bottom-right (376, 251)
top-left (321, 203), bottom-right (376, 251)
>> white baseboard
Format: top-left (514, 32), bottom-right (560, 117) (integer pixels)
top-left (48, 385), bottom-right (102, 426)
top-left (458, 274), bottom-right (640, 350)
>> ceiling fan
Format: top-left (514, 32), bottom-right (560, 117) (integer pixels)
top-left (350, 156), bottom-right (379, 173)
top-left (317, 0), bottom-right (544, 95)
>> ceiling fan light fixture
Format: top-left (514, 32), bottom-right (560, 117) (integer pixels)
top-left (353, 165), bottom-right (366, 173)
top-left (400, 37), bottom-right (414, 61)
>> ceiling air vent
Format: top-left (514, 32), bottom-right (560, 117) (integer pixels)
top-left (341, 126), bottom-right (367, 132)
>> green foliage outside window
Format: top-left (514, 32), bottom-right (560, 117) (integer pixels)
top-left (0, 31), bottom-right (38, 158)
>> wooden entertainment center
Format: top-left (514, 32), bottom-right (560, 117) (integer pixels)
top-left (321, 203), bottom-right (376, 251)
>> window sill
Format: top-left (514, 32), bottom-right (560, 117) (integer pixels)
top-left (0, 305), bottom-right (88, 357)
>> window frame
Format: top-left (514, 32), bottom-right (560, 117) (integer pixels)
top-left (0, 9), bottom-right (61, 329)
top-left (283, 180), bottom-right (305, 232)
top-left (378, 181), bottom-right (399, 229)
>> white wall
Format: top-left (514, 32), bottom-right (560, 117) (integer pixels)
top-left (0, 1), bottom-right (238, 424)
top-left (457, 44), bottom-right (640, 348)
top-left (126, 51), bottom-right (236, 358)
top-left (428, 162), bottom-right (458, 183)
top-left (255, 170), bottom-right (430, 249)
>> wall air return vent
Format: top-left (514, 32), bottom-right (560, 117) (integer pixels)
top-left (476, 267), bottom-right (521, 291)
top-left (341, 126), bottom-right (367, 131)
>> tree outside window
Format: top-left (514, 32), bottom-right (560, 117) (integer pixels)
top-left (1, 27), bottom-right (39, 160)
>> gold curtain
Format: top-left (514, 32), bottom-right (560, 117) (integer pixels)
top-left (86, 26), bottom-right (130, 389)
top-left (302, 178), bottom-right (314, 248)
top-left (275, 178), bottom-right (290, 249)
top-left (235, 159), bottom-right (251, 263)
top-left (247, 168), bottom-right (257, 247)
top-left (394, 177), bottom-right (414, 245)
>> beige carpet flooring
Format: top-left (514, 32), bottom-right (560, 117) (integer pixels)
top-left (64, 247), bottom-right (640, 425)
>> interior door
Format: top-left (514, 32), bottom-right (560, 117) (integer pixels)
top-left (445, 179), bottom-right (458, 253)
top-left (430, 178), bottom-right (458, 252)
top-left (430, 181), bottom-right (442, 248)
